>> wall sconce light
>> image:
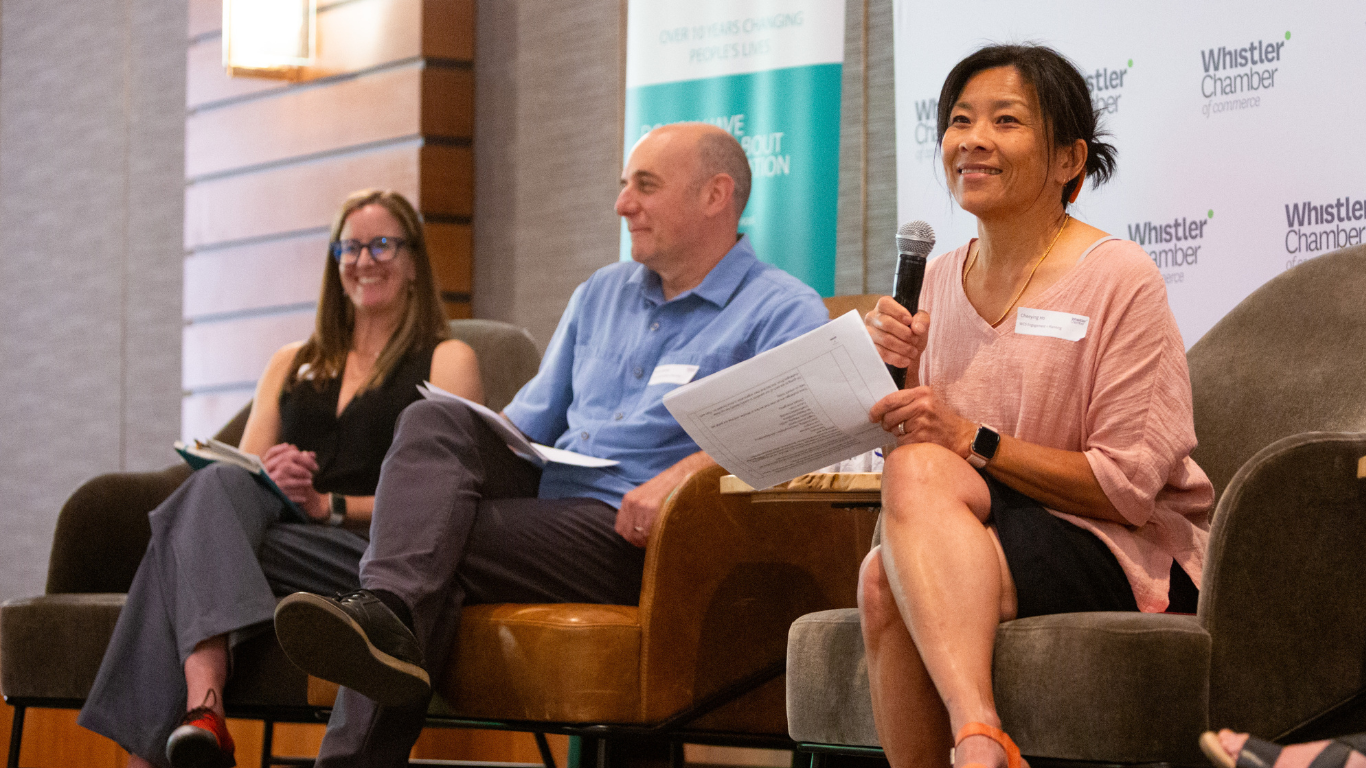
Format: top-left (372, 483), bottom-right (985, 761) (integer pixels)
top-left (222, 0), bottom-right (317, 79)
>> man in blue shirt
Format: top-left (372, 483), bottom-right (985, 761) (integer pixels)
top-left (273, 122), bottom-right (829, 766)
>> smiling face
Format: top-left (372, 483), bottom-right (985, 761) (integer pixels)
top-left (942, 66), bottom-right (1069, 221)
top-left (614, 127), bottom-right (709, 272)
top-left (336, 203), bottom-right (417, 315)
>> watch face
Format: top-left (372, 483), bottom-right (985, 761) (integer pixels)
top-left (973, 426), bottom-right (1001, 459)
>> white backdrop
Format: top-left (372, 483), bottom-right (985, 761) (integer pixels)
top-left (892, 1), bottom-right (1366, 346)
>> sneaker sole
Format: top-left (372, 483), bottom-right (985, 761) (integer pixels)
top-left (166, 725), bottom-right (235, 768)
top-left (274, 593), bottom-right (431, 707)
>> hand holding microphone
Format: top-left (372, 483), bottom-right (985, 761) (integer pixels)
top-left (885, 221), bottom-right (935, 388)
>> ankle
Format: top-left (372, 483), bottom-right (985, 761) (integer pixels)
top-left (370, 589), bottom-right (414, 631)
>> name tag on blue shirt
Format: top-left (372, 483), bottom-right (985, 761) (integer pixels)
top-left (648, 364), bottom-right (700, 386)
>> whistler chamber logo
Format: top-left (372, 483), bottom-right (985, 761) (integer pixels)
top-left (1126, 211), bottom-right (1213, 284)
top-left (1084, 60), bottom-right (1130, 115)
top-left (1283, 195), bottom-right (1366, 268)
top-left (911, 97), bottom-right (938, 162)
top-left (1199, 32), bottom-right (1288, 118)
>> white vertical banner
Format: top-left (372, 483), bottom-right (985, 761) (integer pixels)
top-left (892, 1), bottom-right (1366, 346)
top-left (624, 0), bottom-right (846, 296)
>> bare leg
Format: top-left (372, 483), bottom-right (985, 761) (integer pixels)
top-left (865, 443), bottom-right (1020, 768)
top-left (184, 635), bottom-right (228, 716)
top-left (860, 547), bottom-right (952, 768)
top-left (127, 755), bottom-right (155, 768)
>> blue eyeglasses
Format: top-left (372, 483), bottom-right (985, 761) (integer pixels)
top-left (329, 237), bottom-right (407, 265)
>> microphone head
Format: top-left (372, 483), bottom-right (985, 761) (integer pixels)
top-left (895, 220), bottom-right (936, 259)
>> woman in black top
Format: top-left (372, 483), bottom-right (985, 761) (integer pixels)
top-left (78, 190), bottom-right (482, 768)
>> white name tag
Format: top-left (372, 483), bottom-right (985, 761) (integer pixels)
top-left (648, 364), bottom-right (700, 386)
top-left (1014, 307), bottom-right (1090, 342)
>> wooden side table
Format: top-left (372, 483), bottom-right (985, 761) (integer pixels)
top-left (720, 472), bottom-right (882, 507)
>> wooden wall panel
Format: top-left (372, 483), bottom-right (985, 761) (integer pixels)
top-left (422, 0), bottom-right (476, 60)
top-left (183, 390), bottom-right (255, 442)
top-left (187, 0), bottom-right (441, 109)
top-left (419, 145), bottom-right (474, 217)
top-left (185, 143), bottom-right (421, 248)
top-left (427, 221), bottom-right (472, 294)
top-left (185, 234), bottom-right (328, 318)
top-left (183, 311), bottom-right (316, 389)
top-left (186, 64), bottom-right (425, 179)
top-left (423, 67), bottom-right (475, 138)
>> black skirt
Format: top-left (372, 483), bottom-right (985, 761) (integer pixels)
top-left (983, 471), bottom-right (1198, 618)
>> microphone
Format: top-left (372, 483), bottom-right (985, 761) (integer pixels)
top-left (887, 220), bottom-right (936, 388)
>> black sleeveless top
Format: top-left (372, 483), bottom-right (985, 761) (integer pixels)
top-left (278, 344), bottom-right (435, 497)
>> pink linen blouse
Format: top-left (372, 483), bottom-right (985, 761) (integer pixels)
top-left (918, 236), bottom-right (1213, 612)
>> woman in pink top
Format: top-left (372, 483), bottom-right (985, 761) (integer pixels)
top-left (859, 45), bottom-right (1214, 768)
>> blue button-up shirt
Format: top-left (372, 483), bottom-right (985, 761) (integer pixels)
top-left (503, 236), bottom-right (829, 508)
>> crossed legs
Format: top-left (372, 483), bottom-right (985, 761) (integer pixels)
top-left (860, 443), bottom-right (1020, 768)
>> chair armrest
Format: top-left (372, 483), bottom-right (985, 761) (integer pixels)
top-left (46, 403), bottom-right (251, 594)
top-left (1202, 431), bottom-right (1366, 738)
top-left (636, 465), bottom-right (878, 722)
top-left (45, 464), bottom-right (191, 594)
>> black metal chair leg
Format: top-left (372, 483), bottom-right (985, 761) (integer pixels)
top-left (7, 704), bottom-right (25, 768)
top-left (261, 717), bottom-right (275, 767)
top-left (535, 732), bottom-right (557, 768)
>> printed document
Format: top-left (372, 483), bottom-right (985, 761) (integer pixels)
top-left (418, 383), bottom-right (619, 468)
top-left (663, 311), bottom-right (897, 490)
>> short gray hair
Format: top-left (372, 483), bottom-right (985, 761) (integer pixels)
top-left (695, 129), bottom-right (751, 216)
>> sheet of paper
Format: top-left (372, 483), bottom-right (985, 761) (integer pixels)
top-left (663, 310), bottom-right (898, 490)
top-left (418, 383), bottom-right (619, 468)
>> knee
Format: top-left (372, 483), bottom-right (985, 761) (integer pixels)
top-left (393, 398), bottom-right (473, 445)
top-left (883, 442), bottom-right (961, 489)
top-left (858, 547), bottom-right (901, 634)
top-left (880, 443), bottom-right (966, 525)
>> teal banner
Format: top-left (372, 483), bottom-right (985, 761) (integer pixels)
top-left (622, 63), bottom-right (843, 297)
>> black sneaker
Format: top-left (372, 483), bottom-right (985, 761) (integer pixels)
top-left (274, 589), bottom-right (431, 707)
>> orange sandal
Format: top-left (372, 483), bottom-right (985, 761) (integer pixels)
top-left (956, 722), bottom-right (1023, 768)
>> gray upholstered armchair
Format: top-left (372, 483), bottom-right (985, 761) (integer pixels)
top-left (785, 243), bottom-right (1366, 766)
top-left (0, 319), bottom-right (542, 767)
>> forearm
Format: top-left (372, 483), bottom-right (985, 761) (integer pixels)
top-left (984, 435), bottom-right (1126, 524)
top-left (659, 451), bottom-right (718, 489)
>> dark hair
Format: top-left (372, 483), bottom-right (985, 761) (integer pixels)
top-left (288, 189), bottom-right (449, 393)
top-left (937, 43), bottom-right (1117, 206)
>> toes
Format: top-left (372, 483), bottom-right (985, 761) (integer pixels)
top-left (1220, 730), bottom-right (1250, 760)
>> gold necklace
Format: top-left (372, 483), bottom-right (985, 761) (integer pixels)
top-left (966, 214), bottom-right (1070, 327)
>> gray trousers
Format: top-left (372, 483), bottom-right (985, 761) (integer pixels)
top-left (77, 463), bottom-right (369, 767)
top-left (315, 398), bottom-right (646, 767)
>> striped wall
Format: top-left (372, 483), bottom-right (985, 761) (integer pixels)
top-left (182, 0), bottom-right (474, 438)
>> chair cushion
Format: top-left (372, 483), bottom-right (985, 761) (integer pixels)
top-left (786, 609), bottom-right (879, 747)
top-left (0, 593), bottom-right (308, 708)
top-left (787, 609), bottom-right (1211, 764)
top-left (1, 594), bottom-right (125, 700)
top-left (309, 603), bottom-right (643, 723)
top-left (993, 611), bottom-right (1209, 764)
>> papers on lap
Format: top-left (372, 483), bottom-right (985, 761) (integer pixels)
top-left (663, 311), bottom-right (897, 490)
top-left (173, 438), bottom-right (308, 522)
top-left (418, 382), bottom-right (619, 468)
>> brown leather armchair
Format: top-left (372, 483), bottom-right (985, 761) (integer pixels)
top-left (3, 300), bottom-right (884, 768)
top-left (307, 297), bottom-right (885, 764)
